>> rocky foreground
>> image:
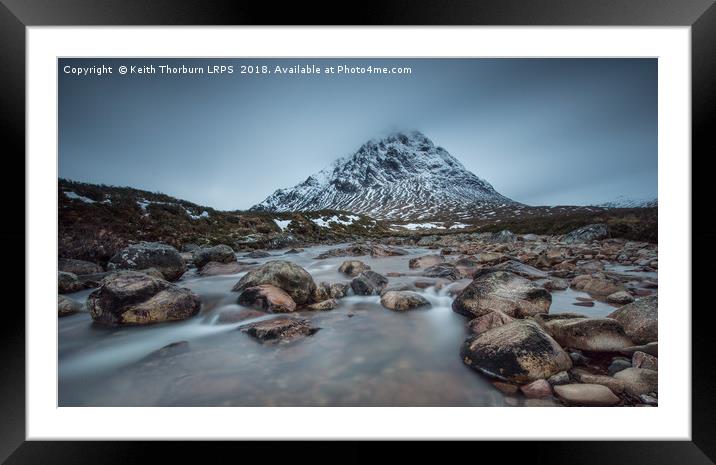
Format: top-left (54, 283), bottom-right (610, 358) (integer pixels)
top-left (58, 222), bottom-right (658, 407)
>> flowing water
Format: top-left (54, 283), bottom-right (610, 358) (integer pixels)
top-left (58, 244), bottom-right (649, 406)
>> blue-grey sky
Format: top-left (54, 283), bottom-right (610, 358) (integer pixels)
top-left (59, 58), bottom-right (657, 210)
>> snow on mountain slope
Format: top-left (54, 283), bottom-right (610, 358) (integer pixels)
top-left (251, 131), bottom-right (519, 221)
top-left (595, 195), bottom-right (658, 209)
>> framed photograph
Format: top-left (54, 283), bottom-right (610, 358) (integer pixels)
top-left (4, 0), bottom-right (714, 462)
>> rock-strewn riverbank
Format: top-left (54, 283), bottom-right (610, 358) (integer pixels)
top-left (58, 225), bottom-right (658, 407)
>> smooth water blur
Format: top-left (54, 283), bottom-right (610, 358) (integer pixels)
top-left (58, 244), bottom-right (654, 406)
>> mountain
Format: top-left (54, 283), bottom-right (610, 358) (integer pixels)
top-left (595, 195), bottom-right (658, 209)
top-left (251, 131), bottom-right (519, 221)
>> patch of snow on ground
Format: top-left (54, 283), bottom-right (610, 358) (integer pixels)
top-left (448, 223), bottom-right (470, 229)
top-left (274, 219), bottom-right (292, 230)
top-left (311, 215), bottom-right (360, 228)
top-left (393, 222), bottom-right (446, 230)
top-left (64, 191), bottom-right (96, 203)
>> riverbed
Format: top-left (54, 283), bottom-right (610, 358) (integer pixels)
top-left (58, 244), bottom-right (639, 406)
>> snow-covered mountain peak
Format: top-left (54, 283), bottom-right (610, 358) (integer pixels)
top-left (251, 132), bottom-right (518, 221)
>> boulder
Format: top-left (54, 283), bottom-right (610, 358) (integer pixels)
top-left (408, 255), bottom-right (444, 269)
top-left (59, 258), bottom-right (103, 275)
top-left (608, 358), bottom-right (632, 376)
top-left (570, 274), bottom-right (623, 295)
top-left (608, 296), bottom-right (658, 345)
top-left (460, 319), bottom-right (572, 383)
top-left (244, 250), bottom-right (271, 259)
top-left (543, 278), bottom-right (569, 291)
top-left (198, 261), bottom-right (245, 276)
top-left (87, 271), bottom-right (200, 326)
top-left (535, 314), bottom-right (634, 352)
top-left (240, 318), bottom-right (319, 343)
top-left (58, 295), bottom-right (82, 317)
top-left (232, 260), bottom-right (316, 305)
top-left (613, 367), bottom-right (658, 396)
top-left (107, 242), bottom-right (187, 281)
top-left (350, 271), bottom-right (389, 296)
top-left (632, 351), bottom-right (658, 371)
top-left (193, 244), bottom-right (236, 269)
top-left (422, 263), bottom-right (460, 281)
top-left (307, 299), bottom-right (339, 311)
top-left (570, 368), bottom-right (626, 394)
top-left (380, 291), bottom-right (430, 311)
top-left (237, 284), bottom-right (297, 313)
top-left (315, 244), bottom-right (372, 259)
top-left (370, 244), bottom-right (408, 257)
top-left (58, 271), bottom-right (84, 294)
top-left (553, 384), bottom-right (620, 406)
top-left (452, 270), bottom-right (552, 319)
top-left (338, 260), bottom-right (371, 277)
top-left (467, 311), bottom-right (514, 335)
top-left (607, 291), bottom-right (635, 305)
top-left (492, 381), bottom-right (519, 395)
top-left (563, 223), bottom-right (609, 244)
top-left (547, 371), bottom-right (571, 386)
top-left (417, 235), bottom-right (440, 246)
top-left (520, 379), bottom-right (552, 399)
top-left (493, 260), bottom-right (548, 279)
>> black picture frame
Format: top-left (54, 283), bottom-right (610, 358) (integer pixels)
top-left (2, 0), bottom-right (713, 463)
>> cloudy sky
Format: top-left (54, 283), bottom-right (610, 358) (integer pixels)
top-left (59, 58), bottom-right (657, 210)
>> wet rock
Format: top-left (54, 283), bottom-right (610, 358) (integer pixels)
top-left (181, 243), bottom-right (199, 252)
top-left (58, 271), bottom-right (84, 294)
top-left (640, 394), bottom-right (658, 406)
top-left (571, 274), bottom-right (623, 295)
top-left (408, 254), bottom-right (445, 269)
top-left (244, 250), bottom-right (271, 259)
top-left (350, 270), bottom-right (389, 296)
top-left (535, 314), bottom-right (634, 352)
top-left (240, 318), bottom-right (319, 343)
top-left (452, 270), bottom-right (551, 319)
top-left (417, 235), bottom-right (440, 246)
top-left (468, 311), bottom-right (514, 335)
top-left (460, 319), bottom-right (572, 383)
top-left (632, 351), bottom-right (658, 371)
top-left (475, 252), bottom-right (505, 265)
top-left (608, 358), bottom-right (632, 376)
top-left (608, 295), bottom-right (657, 345)
top-left (607, 291), bottom-right (635, 305)
top-left (520, 379), bottom-right (552, 398)
top-left (570, 368), bottom-right (625, 394)
top-left (216, 308), bottom-right (266, 324)
top-left (422, 263), bottom-right (460, 281)
top-left (232, 260), bottom-right (316, 305)
top-left (284, 248), bottom-right (304, 254)
top-left (315, 244), bottom-right (371, 259)
top-left (107, 242), bottom-right (187, 281)
top-left (563, 223), bottom-right (609, 244)
top-left (370, 244), bottom-right (408, 257)
top-left (193, 244), bottom-right (236, 269)
top-left (554, 384), bottom-right (620, 406)
top-left (87, 271), bottom-right (200, 326)
top-left (142, 341), bottom-right (190, 362)
top-left (198, 261), bottom-right (245, 276)
top-left (492, 381), bottom-right (519, 395)
top-left (613, 367), bottom-right (658, 396)
top-left (338, 260), bottom-right (371, 277)
top-left (307, 299), bottom-right (338, 311)
top-left (380, 291), bottom-right (430, 311)
top-left (572, 301), bottom-right (594, 308)
top-left (58, 295), bottom-right (82, 317)
top-left (493, 260), bottom-right (548, 279)
top-left (237, 284), bottom-right (297, 313)
top-left (619, 342), bottom-right (658, 357)
top-left (569, 350), bottom-right (590, 366)
top-left (380, 283), bottom-right (412, 296)
top-left (59, 258), bottom-right (103, 275)
top-left (547, 371), bottom-right (570, 386)
top-left (543, 278), bottom-right (569, 291)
